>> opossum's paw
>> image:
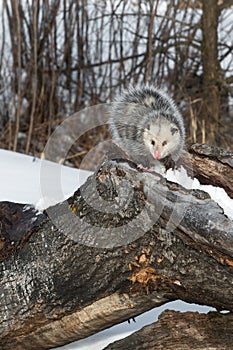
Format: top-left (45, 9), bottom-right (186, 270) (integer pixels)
top-left (137, 164), bottom-right (154, 172)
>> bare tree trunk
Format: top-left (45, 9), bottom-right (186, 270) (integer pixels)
top-left (26, 1), bottom-right (38, 153)
top-left (144, 0), bottom-right (159, 83)
top-left (6, 0), bottom-right (23, 151)
top-left (0, 145), bottom-right (233, 349)
top-left (201, 0), bottom-right (220, 144)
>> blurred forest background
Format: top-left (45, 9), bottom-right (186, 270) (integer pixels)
top-left (0, 0), bottom-right (232, 167)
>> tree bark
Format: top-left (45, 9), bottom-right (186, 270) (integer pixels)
top-left (201, 0), bottom-right (220, 144)
top-left (104, 310), bottom-right (233, 350)
top-left (182, 143), bottom-right (233, 198)
top-left (0, 144), bottom-right (233, 350)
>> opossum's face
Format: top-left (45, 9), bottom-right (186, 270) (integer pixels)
top-left (143, 119), bottom-right (181, 160)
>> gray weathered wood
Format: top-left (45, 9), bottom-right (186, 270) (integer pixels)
top-left (0, 145), bottom-right (233, 349)
top-left (104, 310), bottom-right (233, 350)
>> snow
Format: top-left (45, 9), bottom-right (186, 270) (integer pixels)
top-left (166, 166), bottom-right (233, 220)
top-left (0, 149), bottom-right (232, 349)
top-left (0, 149), bottom-right (92, 209)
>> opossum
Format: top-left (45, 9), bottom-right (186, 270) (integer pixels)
top-left (109, 85), bottom-right (185, 171)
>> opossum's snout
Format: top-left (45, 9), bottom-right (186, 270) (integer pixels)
top-left (150, 139), bottom-right (162, 159)
top-left (150, 138), bottom-right (161, 159)
top-left (154, 150), bottom-right (160, 159)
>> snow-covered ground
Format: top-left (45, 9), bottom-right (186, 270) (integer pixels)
top-left (0, 149), bottom-right (232, 350)
top-left (0, 149), bottom-right (92, 209)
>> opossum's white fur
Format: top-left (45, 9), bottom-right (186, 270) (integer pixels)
top-left (143, 119), bottom-right (181, 160)
top-left (109, 85), bottom-right (185, 169)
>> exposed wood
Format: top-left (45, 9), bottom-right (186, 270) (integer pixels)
top-left (0, 145), bottom-right (233, 349)
top-left (104, 310), bottom-right (233, 350)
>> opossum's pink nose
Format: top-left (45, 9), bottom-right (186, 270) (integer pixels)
top-left (154, 151), bottom-right (160, 159)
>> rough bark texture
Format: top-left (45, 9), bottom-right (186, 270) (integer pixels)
top-left (0, 144), bottom-right (233, 350)
top-left (104, 310), bottom-right (233, 350)
top-left (201, 0), bottom-right (220, 144)
top-left (183, 143), bottom-right (233, 198)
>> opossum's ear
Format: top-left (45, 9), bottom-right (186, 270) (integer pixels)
top-left (171, 127), bottom-right (179, 135)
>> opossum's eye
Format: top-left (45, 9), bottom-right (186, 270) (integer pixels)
top-left (151, 140), bottom-right (155, 146)
top-left (162, 140), bottom-right (167, 146)
top-left (171, 127), bottom-right (178, 135)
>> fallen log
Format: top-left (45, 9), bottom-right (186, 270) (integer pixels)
top-left (0, 144), bottom-right (232, 349)
top-left (183, 143), bottom-right (233, 198)
top-left (104, 310), bottom-right (233, 350)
